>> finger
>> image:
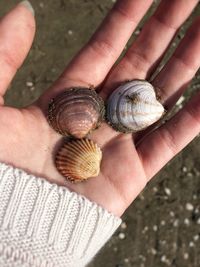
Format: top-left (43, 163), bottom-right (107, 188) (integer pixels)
top-left (152, 17), bottom-right (200, 108)
top-left (135, 17), bottom-right (200, 143)
top-left (40, 0), bottom-right (153, 105)
top-left (0, 1), bottom-right (36, 103)
top-left (102, 0), bottom-right (198, 98)
top-left (137, 90), bottom-right (200, 180)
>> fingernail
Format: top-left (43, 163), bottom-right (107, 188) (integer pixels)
top-left (19, 1), bottom-right (35, 16)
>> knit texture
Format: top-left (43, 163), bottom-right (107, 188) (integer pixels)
top-left (0, 163), bottom-right (121, 267)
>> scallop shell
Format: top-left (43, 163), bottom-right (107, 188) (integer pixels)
top-left (55, 139), bottom-right (102, 182)
top-left (48, 88), bottom-right (105, 139)
top-left (106, 80), bottom-right (165, 133)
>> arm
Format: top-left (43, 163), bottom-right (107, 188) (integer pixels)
top-left (0, 163), bottom-right (121, 267)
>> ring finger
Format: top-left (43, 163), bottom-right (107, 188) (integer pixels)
top-left (152, 16), bottom-right (200, 109)
top-left (102, 0), bottom-right (198, 98)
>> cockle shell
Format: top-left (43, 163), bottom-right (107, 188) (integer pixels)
top-left (106, 80), bottom-right (165, 133)
top-left (48, 88), bottom-right (105, 139)
top-left (56, 138), bottom-right (102, 182)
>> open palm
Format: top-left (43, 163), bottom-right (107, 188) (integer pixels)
top-left (0, 1), bottom-right (200, 217)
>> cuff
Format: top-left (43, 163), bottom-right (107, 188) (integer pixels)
top-left (0, 163), bottom-right (121, 267)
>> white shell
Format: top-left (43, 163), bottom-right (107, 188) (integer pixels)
top-left (106, 80), bottom-right (165, 133)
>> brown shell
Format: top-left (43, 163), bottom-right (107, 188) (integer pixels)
top-left (55, 139), bottom-right (102, 182)
top-left (48, 88), bottom-right (105, 139)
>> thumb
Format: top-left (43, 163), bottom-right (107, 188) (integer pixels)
top-left (0, 1), bottom-right (36, 104)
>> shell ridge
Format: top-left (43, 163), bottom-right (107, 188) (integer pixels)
top-left (75, 139), bottom-right (90, 152)
top-left (114, 84), bottom-right (134, 131)
top-left (116, 85), bottom-right (140, 132)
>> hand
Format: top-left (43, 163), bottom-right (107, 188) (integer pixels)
top-left (0, 1), bottom-right (199, 217)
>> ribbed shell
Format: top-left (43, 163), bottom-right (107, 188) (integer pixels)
top-left (55, 139), bottom-right (102, 182)
top-left (106, 80), bottom-right (165, 133)
top-left (48, 88), bottom-right (105, 139)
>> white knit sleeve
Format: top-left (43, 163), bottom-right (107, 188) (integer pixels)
top-left (0, 163), bottom-right (121, 267)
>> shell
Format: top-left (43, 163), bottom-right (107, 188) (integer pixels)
top-left (48, 88), bottom-right (105, 139)
top-left (55, 138), bottom-right (102, 182)
top-left (106, 80), bottom-right (165, 133)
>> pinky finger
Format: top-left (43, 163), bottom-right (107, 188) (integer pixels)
top-left (137, 91), bottom-right (200, 180)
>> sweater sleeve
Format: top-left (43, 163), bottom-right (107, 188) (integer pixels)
top-left (0, 163), bottom-right (121, 267)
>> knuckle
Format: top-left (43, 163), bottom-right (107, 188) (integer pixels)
top-left (90, 39), bottom-right (116, 58)
top-left (0, 51), bottom-right (19, 70)
top-left (113, 4), bottom-right (137, 24)
top-left (157, 127), bottom-right (178, 156)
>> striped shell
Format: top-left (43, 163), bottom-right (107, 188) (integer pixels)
top-left (48, 88), bottom-right (105, 139)
top-left (106, 80), bottom-right (165, 133)
top-left (56, 139), bottom-right (102, 182)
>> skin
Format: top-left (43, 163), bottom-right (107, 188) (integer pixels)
top-left (0, 0), bottom-right (199, 217)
